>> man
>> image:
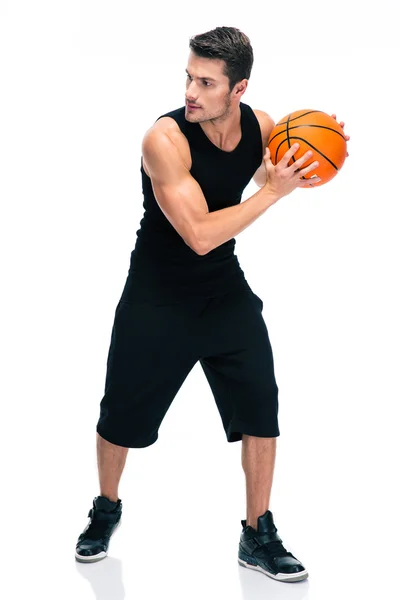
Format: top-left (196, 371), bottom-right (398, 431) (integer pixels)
top-left (75, 26), bottom-right (349, 583)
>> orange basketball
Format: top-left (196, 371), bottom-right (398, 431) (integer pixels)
top-left (267, 110), bottom-right (347, 187)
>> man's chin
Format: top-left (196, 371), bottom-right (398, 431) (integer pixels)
top-left (185, 111), bottom-right (202, 122)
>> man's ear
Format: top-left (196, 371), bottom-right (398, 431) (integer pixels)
top-left (235, 80), bottom-right (248, 95)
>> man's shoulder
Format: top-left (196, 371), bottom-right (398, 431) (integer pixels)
top-left (149, 106), bottom-right (186, 135)
top-left (143, 107), bottom-right (190, 156)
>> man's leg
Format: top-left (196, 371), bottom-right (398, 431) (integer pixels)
top-left (75, 433), bottom-right (127, 562)
top-left (241, 434), bottom-right (277, 528)
top-left (97, 432), bottom-right (129, 502)
top-left (239, 434), bottom-right (308, 581)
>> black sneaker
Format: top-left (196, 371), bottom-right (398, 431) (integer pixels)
top-left (75, 496), bottom-right (122, 563)
top-left (238, 509), bottom-right (308, 582)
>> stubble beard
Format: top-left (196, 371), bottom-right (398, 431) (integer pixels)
top-left (186, 92), bottom-right (232, 125)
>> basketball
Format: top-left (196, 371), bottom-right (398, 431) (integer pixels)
top-left (267, 110), bottom-right (348, 187)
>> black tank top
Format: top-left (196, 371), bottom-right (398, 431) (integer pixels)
top-left (119, 101), bottom-right (263, 304)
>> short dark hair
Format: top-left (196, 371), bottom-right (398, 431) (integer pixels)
top-left (189, 26), bottom-right (254, 92)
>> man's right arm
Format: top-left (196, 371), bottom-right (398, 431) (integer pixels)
top-left (142, 122), bottom-right (279, 256)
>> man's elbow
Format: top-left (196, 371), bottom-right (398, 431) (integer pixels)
top-left (181, 229), bottom-right (210, 255)
top-left (188, 219), bottom-right (211, 255)
top-left (192, 238), bottom-right (211, 256)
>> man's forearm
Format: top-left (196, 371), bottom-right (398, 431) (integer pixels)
top-left (194, 186), bottom-right (279, 255)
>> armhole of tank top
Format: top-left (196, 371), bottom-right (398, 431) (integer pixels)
top-left (249, 107), bottom-right (265, 163)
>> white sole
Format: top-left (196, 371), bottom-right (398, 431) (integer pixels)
top-left (238, 557), bottom-right (309, 582)
top-left (75, 518), bottom-right (121, 563)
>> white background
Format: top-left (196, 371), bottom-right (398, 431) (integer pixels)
top-left (1, 1), bottom-right (399, 598)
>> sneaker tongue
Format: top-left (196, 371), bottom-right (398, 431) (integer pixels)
top-left (94, 496), bottom-right (119, 512)
top-left (257, 509), bottom-right (277, 533)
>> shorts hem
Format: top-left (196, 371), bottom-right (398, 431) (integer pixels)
top-left (96, 426), bottom-right (158, 449)
top-left (226, 419), bottom-right (280, 443)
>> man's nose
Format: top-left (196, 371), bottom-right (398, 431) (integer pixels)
top-left (185, 80), bottom-right (198, 100)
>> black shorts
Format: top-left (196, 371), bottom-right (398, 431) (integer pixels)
top-left (96, 288), bottom-right (280, 448)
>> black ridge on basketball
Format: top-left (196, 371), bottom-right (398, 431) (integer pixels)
top-left (283, 112), bottom-right (321, 161)
top-left (276, 110), bottom-right (323, 126)
top-left (269, 125), bottom-right (346, 147)
top-left (274, 136), bottom-right (340, 170)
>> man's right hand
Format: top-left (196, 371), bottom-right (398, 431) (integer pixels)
top-left (263, 144), bottom-right (321, 201)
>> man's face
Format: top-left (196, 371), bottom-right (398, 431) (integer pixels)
top-left (184, 52), bottom-right (235, 123)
